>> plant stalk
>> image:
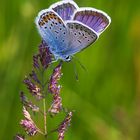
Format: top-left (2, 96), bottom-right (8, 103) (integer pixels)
top-left (41, 68), bottom-right (47, 136)
top-left (43, 98), bottom-right (47, 135)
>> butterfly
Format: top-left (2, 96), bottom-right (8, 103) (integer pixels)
top-left (35, 0), bottom-right (111, 62)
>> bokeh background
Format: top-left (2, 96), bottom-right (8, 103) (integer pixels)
top-left (0, 0), bottom-right (140, 139)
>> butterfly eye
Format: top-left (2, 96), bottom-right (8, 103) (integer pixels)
top-left (65, 56), bottom-right (71, 62)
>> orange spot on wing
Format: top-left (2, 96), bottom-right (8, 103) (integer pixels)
top-left (39, 21), bottom-right (45, 26)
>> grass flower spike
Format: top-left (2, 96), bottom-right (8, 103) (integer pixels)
top-left (15, 42), bottom-right (73, 139)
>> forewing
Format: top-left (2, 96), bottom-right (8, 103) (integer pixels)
top-left (35, 10), bottom-right (68, 52)
top-left (65, 21), bottom-right (98, 55)
top-left (49, 0), bottom-right (78, 21)
top-left (73, 8), bottom-right (111, 35)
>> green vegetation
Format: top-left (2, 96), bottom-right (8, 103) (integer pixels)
top-left (0, 0), bottom-right (140, 139)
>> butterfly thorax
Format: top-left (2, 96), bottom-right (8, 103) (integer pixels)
top-left (48, 45), bottom-right (71, 62)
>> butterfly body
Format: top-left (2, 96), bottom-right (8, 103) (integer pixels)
top-left (35, 0), bottom-right (111, 61)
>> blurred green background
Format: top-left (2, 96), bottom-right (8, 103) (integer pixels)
top-left (0, 0), bottom-right (140, 139)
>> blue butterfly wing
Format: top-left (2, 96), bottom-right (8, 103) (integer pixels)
top-left (35, 10), bottom-right (69, 57)
top-left (49, 0), bottom-right (78, 21)
top-left (64, 21), bottom-right (98, 55)
top-left (73, 8), bottom-right (111, 35)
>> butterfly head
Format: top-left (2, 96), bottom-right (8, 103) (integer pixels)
top-left (54, 53), bottom-right (71, 62)
top-left (62, 55), bottom-right (71, 62)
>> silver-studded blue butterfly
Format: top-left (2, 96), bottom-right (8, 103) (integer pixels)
top-left (35, 0), bottom-right (111, 61)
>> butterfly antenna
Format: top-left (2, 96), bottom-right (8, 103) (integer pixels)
top-left (71, 59), bottom-right (79, 81)
top-left (73, 56), bottom-right (88, 72)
